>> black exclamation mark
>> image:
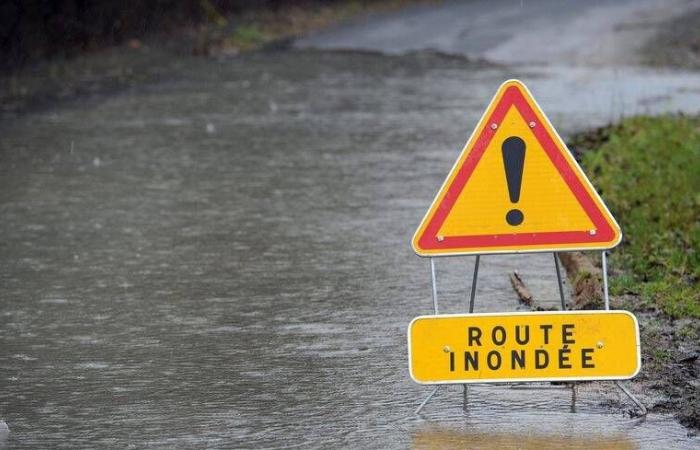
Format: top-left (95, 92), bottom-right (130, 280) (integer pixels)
top-left (502, 136), bottom-right (526, 226)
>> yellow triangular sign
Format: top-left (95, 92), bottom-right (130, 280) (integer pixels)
top-left (413, 79), bottom-right (621, 256)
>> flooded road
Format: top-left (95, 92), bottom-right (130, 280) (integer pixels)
top-left (1, 48), bottom-right (699, 448)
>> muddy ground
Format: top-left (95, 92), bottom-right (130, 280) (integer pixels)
top-left (635, 312), bottom-right (699, 430)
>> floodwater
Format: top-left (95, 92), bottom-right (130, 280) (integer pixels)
top-left (1, 50), bottom-right (700, 448)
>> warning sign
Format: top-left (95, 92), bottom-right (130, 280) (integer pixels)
top-left (412, 79), bottom-right (622, 256)
top-left (407, 311), bottom-right (640, 384)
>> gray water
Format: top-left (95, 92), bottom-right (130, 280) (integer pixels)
top-left (1, 50), bottom-right (699, 448)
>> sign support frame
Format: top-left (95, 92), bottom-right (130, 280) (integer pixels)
top-left (413, 251), bottom-right (647, 416)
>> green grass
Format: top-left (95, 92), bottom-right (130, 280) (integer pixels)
top-left (574, 115), bottom-right (700, 319)
top-left (230, 25), bottom-right (268, 47)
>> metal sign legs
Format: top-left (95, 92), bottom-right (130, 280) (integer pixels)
top-left (600, 254), bottom-right (647, 416)
top-left (414, 251), bottom-right (647, 417)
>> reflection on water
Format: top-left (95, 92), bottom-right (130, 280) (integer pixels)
top-left (410, 384), bottom-right (697, 450)
top-left (413, 427), bottom-right (635, 450)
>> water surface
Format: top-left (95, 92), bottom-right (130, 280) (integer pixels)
top-left (1, 50), bottom-right (699, 448)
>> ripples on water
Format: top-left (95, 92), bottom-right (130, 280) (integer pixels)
top-left (1, 50), bottom-right (699, 448)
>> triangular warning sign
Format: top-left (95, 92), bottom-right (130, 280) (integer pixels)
top-left (413, 79), bottom-right (621, 256)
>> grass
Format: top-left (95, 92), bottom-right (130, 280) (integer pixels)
top-left (202, 0), bottom-right (439, 54)
top-left (228, 25), bottom-right (269, 50)
top-left (572, 115), bottom-right (700, 319)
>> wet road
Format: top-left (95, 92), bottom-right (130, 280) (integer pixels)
top-left (2, 1), bottom-right (700, 449)
top-left (297, 0), bottom-right (694, 66)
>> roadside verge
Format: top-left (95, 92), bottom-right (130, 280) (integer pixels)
top-left (564, 115), bottom-right (700, 431)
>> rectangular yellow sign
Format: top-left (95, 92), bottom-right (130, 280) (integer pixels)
top-left (408, 311), bottom-right (639, 384)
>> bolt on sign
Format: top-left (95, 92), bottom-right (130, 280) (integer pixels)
top-left (408, 311), bottom-right (640, 384)
top-left (412, 79), bottom-right (622, 256)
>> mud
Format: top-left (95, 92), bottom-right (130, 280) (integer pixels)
top-left (636, 313), bottom-right (700, 431)
top-left (566, 258), bottom-right (699, 431)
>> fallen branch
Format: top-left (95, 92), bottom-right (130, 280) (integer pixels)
top-left (557, 252), bottom-right (603, 310)
top-left (509, 271), bottom-right (533, 306)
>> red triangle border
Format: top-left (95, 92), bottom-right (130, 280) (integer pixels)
top-left (417, 85), bottom-right (616, 251)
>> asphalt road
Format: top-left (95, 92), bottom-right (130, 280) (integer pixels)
top-left (297, 0), bottom-right (695, 66)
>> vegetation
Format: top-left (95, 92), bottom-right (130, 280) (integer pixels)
top-left (1, 1), bottom-right (432, 70)
top-left (572, 115), bottom-right (700, 318)
top-left (196, 0), bottom-right (434, 55)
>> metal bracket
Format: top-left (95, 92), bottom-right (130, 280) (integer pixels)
top-left (602, 251), bottom-right (647, 417)
top-left (415, 385), bottom-right (439, 415)
top-left (553, 252), bottom-right (567, 310)
top-left (415, 258), bottom-right (442, 415)
top-left (413, 251), bottom-right (647, 418)
top-left (614, 380), bottom-right (648, 417)
top-left (415, 255), bottom-right (479, 414)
